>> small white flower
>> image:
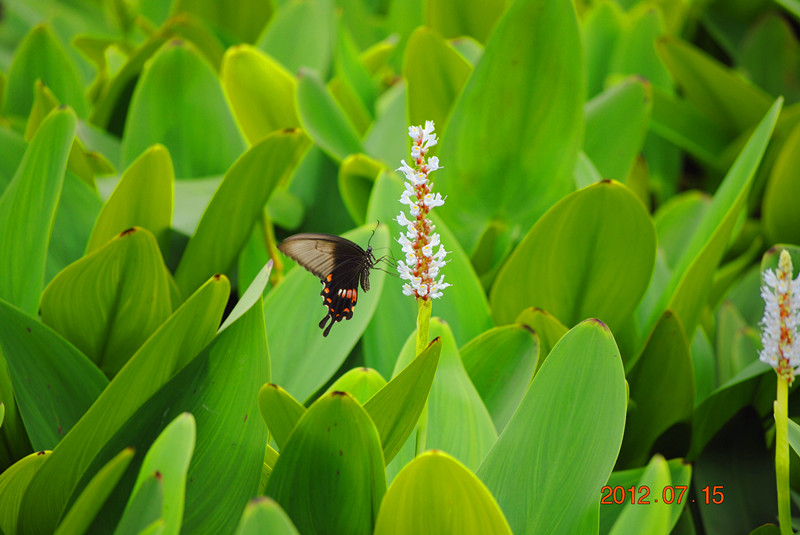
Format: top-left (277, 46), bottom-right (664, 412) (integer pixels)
top-left (395, 121), bottom-right (451, 301)
top-left (760, 249), bottom-right (800, 384)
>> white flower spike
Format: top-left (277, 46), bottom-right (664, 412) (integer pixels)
top-left (760, 249), bottom-right (800, 384)
top-left (395, 121), bottom-right (451, 300)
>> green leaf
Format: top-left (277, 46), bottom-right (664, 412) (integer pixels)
top-left (296, 68), bottom-right (363, 162)
top-left (87, 144), bottom-right (174, 256)
top-left (0, 107), bottom-right (76, 316)
top-left (638, 98), bottom-right (782, 344)
top-left (476, 320), bottom-right (627, 534)
top-left (19, 276), bottom-right (230, 534)
top-left (54, 448), bottom-right (135, 535)
top-left (607, 456), bottom-right (687, 535)
top-left (653, 191), bottom-right (710, 270)
top-left (404, 26), bottom-right (471, 131)
top-left (426, 0), bottom-right (506, 43)
top-left (234, 498), bottom-right (299, 535)
top-left (0, 299), bottom-right (108, 451)
top-left (514, 308), bottom-right (568, 366)
top-left (258, 384), bottom-right (306, 451)
top-left (266, 392), bottom-right (386, 535)
top-left (492, 180), bottom-right (656, 333)
top-left (788, 419), bottom-right (800, 458)
top-left (266, 224), bottom-right (388, 401)
top-left (41, 227), bottom-right (172, 376)
top-left (326, 368), bottom-right (387, 404)
top-left (113, 472), bottom-right (164, 535)
top-left (583, 1), bottom-right (623, 98)
top-left (762, 121), bottom-right (800, 245)
top-left (171, 0), bottom-right (273, 43)
top-left (435, 0), bottom-right (583, 250)
top-left (657, 36), bottom-right (772, 135)
top-left (619, 312), bottom-right (694, 467)
top-left (740, 14), bottom-right (800, 104)
top-left (127, 414), bottom-right (194, 535)
top-left (601, 458), bottom-right (692, 534)
top-left (0, 451), bottom-right (51, 535)
top-left (460, 325), bottom-right (539, 433)
top-left (174, 129), bottom-right (309, 297)
top-left (0, 403), bottom-right (4, 430)
top-left (256, 0), bottom-right (334, 78)
top-left (584, 78), bottom-right (652, 183)
top-left (364, 172), bottom-right (492, 378)
top-left (390, 320), bottom-right (496, 474)
top-left (221, 45), bottom-right (300, 144)
top-left (3, 24), bottom-right (89, 118)
top-left (375, 450), bottom-right (512, 534)
top-left (363, 337), bottom-right (442, 465)
top-left (121, 40), bottom-right (246, 178)
top-left (338, 154), bottom-right (383, 226)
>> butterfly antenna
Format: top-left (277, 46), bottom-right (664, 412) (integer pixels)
top-left (367, 220), bottom-right (380, 247)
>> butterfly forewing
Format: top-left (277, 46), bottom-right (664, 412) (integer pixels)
top-left (278, 233), bottom-right (375, 337)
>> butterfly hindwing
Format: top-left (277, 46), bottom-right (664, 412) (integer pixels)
top-left (278, 233), bottom-right (375, 337)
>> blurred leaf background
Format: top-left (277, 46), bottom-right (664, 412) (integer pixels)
top-left (0, 0), bottom-right (797, 533)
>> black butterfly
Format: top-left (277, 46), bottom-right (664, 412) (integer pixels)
top-left (278, 233), bottom-right (376, 337)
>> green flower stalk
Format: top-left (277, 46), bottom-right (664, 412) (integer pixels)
top-left (395, 121), bottom-right (451, 355)
top-left (759, 249), bottom-right (800, 535)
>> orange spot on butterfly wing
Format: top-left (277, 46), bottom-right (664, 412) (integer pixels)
top-left (326, 273), bottom-right (333, 282)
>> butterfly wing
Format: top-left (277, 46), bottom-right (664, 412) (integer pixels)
top-left (278, 233), bottom-right (373, 337)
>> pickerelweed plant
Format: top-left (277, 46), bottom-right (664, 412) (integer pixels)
top-left (396, 121), bottom-right (451, 355)
top-left (759, 249), bottom-right (800, 535)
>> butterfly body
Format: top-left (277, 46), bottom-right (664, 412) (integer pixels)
top-left (278, 233), bottom-right (376, 337)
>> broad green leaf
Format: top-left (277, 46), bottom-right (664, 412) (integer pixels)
top-left (691, 328), bottom-right (716, 406)
top-left (688, 359), bottom-right (771, 459)
top-left (404, 26), bottom-right (471, 131)
top-left (296, 68), bottom-right (363, 162)
top-left (492, 180), bottom-right (656, 333)
top-left (375, 450), bottom-right (511, 535)
top-left (0, 107), bottom-right (76, 316)
top-left (574, 151), bottom-right (603, 189)
top-left (338, 154), bottom-right (383, 226)
top-left (600, 458), bottom-right (692, 534)
top-left (0, 451), bottom-right (51, 535)
top-left (54, 448), bottom-right (135, 535)
top-left (638, 98), bottom-right (782, 344)
top-left (426, 0), bottom-right (505, 43)
top-left (608, 5), bottom-right (673, 91)
top-left (657, 36), bottom-right (772, 135)
top-left (256, 0), bottom-right (334, 78)
top-left (460, 325), bottom-right (539, 433)
top-left (0, 299), bottom-right (108, 451)
top-left (740, 14), bottom-right (800, 104)
top-left (762, 121), bottom-right (800, 245)
top-left (258, 384), bottom-right (306, 450)
top-left (653, 191), bottom-right (710, 270)
top-left (221, 45), bottom-right (300, 144)
top-left (121, 414), bottom-right (195, 535)
top-left (266, 225), bottom-right (388, 401)
top-left (113, 472), bottom-right (164, 535)
top-left (234, 498), bottom-right (299, 535)
top-left (788, 419), bottom-right (800, 458)
top-left (175, 129), bottom-right (309, 297)
top-left (584, 78), bottom-right (651, 182)
top-left (363, 172), bottom-right (492, 378)
top-left (619, 312), bottom-right (694, 468)
top-left (362, 82), bottom-right (408, 169)
top-left (330, 29), bottom-right (375, 134)
top-left (171, 0), bottom-right (273, 43)
top-left (477, 320), bottom-right (627, 534)
top-left (0, 403), bottom-right (4, 430)
top-left (41, 227), bottom-right (172, 376)
top-left (0, 127), bottom-right (27, 192)
top-left (391, 320), bottom-right (497, 474)
top-left (435, 0), bottom-right (583, 250)
top-left (650, 86), bottom-right (732, 170)
top-left (121, 40), bottom-right (246, 178)
top-left (81, 265), bottom-right (271, 535)
top-left (3, 25), bottom-right (89, 118)
top-left (19, 276), bottom-right (230, 534)
top-left (47, 171), bottom-right (103, 283)
top-left (266, 392), bottom-right (386, 534)
top-left (326, 368), bottom-right (386, 404)
top-left (607, 456), bottom-right (681, 535)
top-left (87, 145), bottom-right (174, 255)
top-left (363, 337), bottom-right (442, 464)
top-left (583, 1), bottom-right (623, 98)
top-left (515, 308), bottom-right (568, 366)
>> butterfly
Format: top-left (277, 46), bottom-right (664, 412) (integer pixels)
top-left (278, 233), bottom-right (376, 337)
